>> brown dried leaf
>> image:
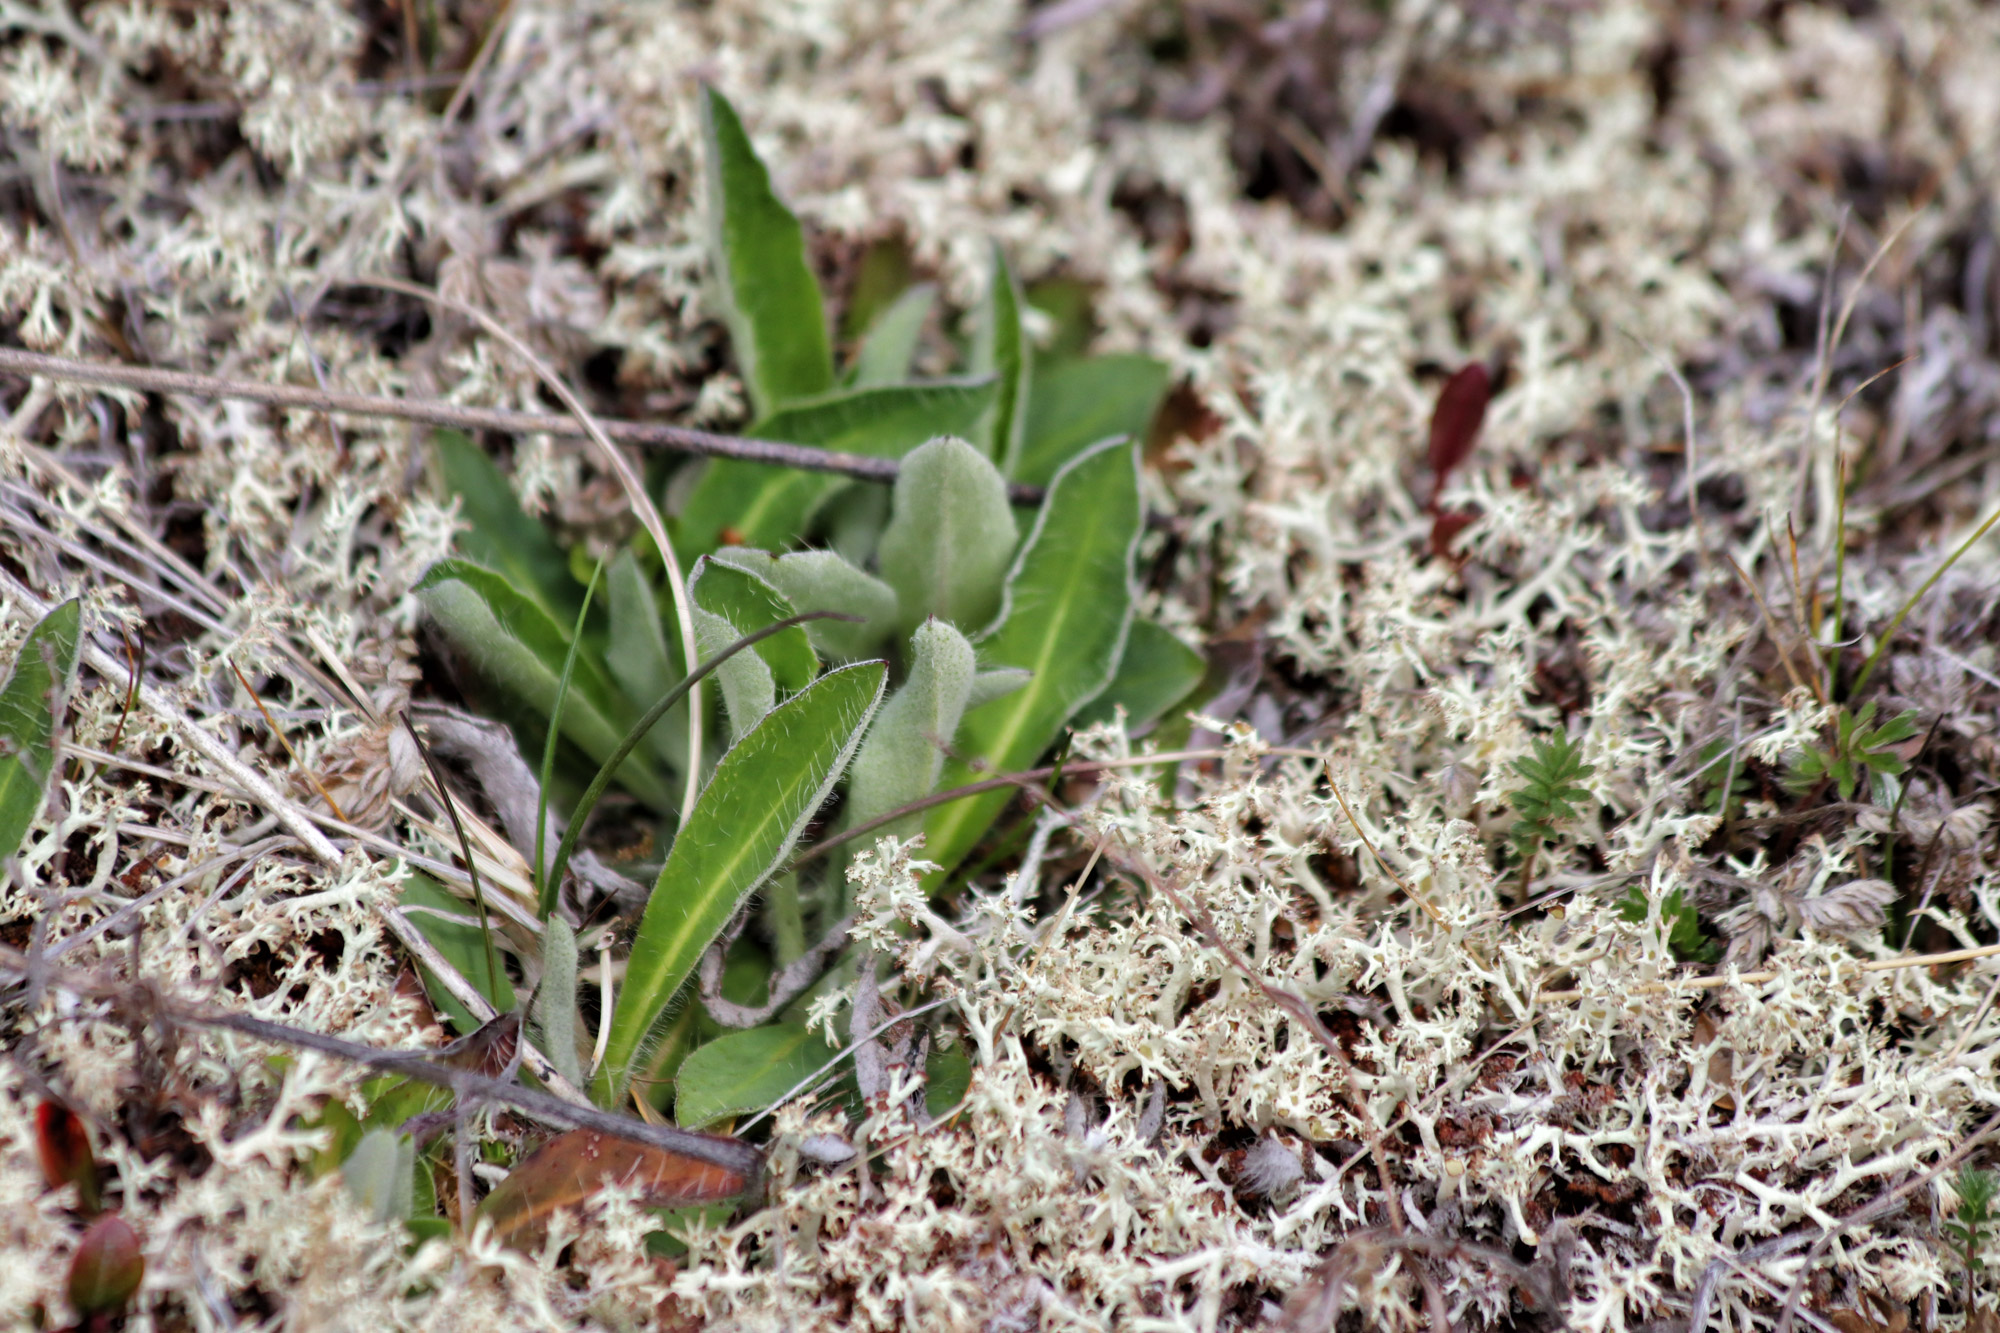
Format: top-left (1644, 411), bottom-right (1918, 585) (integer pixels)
top-left (476, 1128), bottom-right (755, 1250)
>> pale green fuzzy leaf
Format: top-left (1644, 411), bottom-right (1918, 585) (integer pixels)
top-left (920, 440), bottom-right (1140, 881)
top-left (677, 378), bottom-right (996, 557)
top-left (694, 608), bottom-right (775, 741)
top-left (605, 549), bottom-right (687, 768)
top-left (846, 619), bottom-right (976, 837)
top-left (342, 1129), bottom-right (415, 1225)
top-left (400, 871), bottom-right (515, 1035)
top-left (1013, 354), bottom-right (1170, 488)
top-left (701, 87), bottom-right (832, 417)
top-left (966, 667), bottom-right (1032, 709)
top-left (433, 432), bottom-right (579, 622)
top-left (713, 548), bottom-right (899, 663)
top-left (689, 557), bottom-right (816, 692)
top-left (533, 916), bottom-right (586, 1091)
top-left (851, 283), bottom-right (935, 387)
top-left (1074, 618), bottom-right (1205, 732)
top-left (674, 1023), bottom-right (837, 1128)
top-left (595, 661), bottom-right (886, 1103)
top-left (416, 560), bottom-right (672, 810)
top-left (878, 436), bottom-right (1018, 636)
top-left (0, 598), bottom-right (81, 859)
top-left (824, 484), bottom-right (890, 569)
top-left (971, 247), bottom-right (1030, 471)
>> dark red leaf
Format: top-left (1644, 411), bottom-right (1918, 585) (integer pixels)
top-left (36, 1102), bottom-right (100, 1214)
top-left (1427, 363), bottom-right (1491, 505)
top-left (68, 1214), bottom-right (143, 1316)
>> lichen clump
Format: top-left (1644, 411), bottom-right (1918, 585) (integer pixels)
top-left (4, 1), bottom-right (2000, 1330)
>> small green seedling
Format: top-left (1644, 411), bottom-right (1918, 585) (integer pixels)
top-left (1785, 701), bottom-right (1919, 805)
top-left (1508, 730), bottom-right (1595, 858)
top-left (1944, 1165), bottom-right (1996, 1309)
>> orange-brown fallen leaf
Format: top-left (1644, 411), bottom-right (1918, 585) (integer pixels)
top-left (476, 1128), bottom-right (756, 1249)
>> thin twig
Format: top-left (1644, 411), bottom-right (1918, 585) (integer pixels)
top-left (0, 943), bottom-right (764, 1181)
top-left (0, 346), bottom-right (1044, 502)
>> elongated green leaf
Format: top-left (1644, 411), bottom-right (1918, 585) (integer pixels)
top-left (0, 599), bottom-right (82, 858)
top-left (596, 661), bottom-right (886, 1102)
top-left (920, 440), bottom-right (1141, 881)
top-left (416, 560), bottom-right (672, 810)
top-left (533, 916), bottom-right (585, 1091)
top-left (694, 608), bottom-right (775, 741)
top-left (702, 87), bottom-right (832, 417)
top-left (1074, 618), bottom-right (1205, 732)
top-left (689, 558), bottom-right (816, 691)
top-left (605, 549), bottom-right (687, 768)
top-left (967, 667), bottom-right (1032, 708)
top-left (878, 436), bottom-right (1018, 635)
top-left (674, 1023), bottom-right (838, 1128)
top-left (342, 1129), bottom-right (416, 1225)
top-left (713, 548), bottom-right (898, 662)
top-left (400, 871), bottom-right (515, 1035)
top-left (846, 620), bottom-right (976, 838)
top-left (1014, 354), bottom-right (1170, 487)
top-left (433, 432), bottom-right (579, 622)
top-left (972, 247), bottom-right (1030, 472)
top-left (851, 283), bottom-right (935, 387)
top-left (677, 379), bottom-right (996, 556)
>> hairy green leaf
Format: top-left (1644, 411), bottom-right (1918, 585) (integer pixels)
top-left (595, 661), bottom-right (886, 1102)
top-left (1014, 354), bottom-right (1170, 488)
top-left (433, 432), bottom-right (579, 622)
top-left (921, 439), bottom-right (1141, 881)
top-left (399, 871), bottom-right (515, 1035)
top-left (713, 548), bottom-right (898, 663)
top-left (605, 548), bottom-right (687, 768)
top-left (342, 1128), bottom-right (416, 1226)
top-left (690, 557), bottom-right (816, 692)
top-left (694, 608), bottom-right (775, 741)
top-left (416, 560), bottom-right (673, 809)
top-left (851, 283), bottom-right (935, 387)
top-left (967, 666), bottom-right (1032, 708)
top-left (971, 247), bottom-right (1030, 471)
top-left (674, 1023), bottom-right (837, 1128)
top-left (701, 87), bottom-right (832, 417)
top-left (878, 436), bottom-right (1018, 635)
top-left (533, 916), bottom-right (586, 1091)
top-left (1074, 618), bottom-right (1205, 732)
top-left (677, 379), bottom-right (996, 557)
top-left (0, 599), bottom-right (81, 858)
top-left (847, 619), bottom-right (976, 838)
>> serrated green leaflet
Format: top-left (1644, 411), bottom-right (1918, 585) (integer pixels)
top-left (676, 378), bottom-right (996, 556)
top-left (1014, 354), bottom-right (1169, 488)
top-left (689, 558), bottom-right (817, 692)
top-left (920, 439), bottom-right (1141, 882)
top-left (595, 661), bottom-right (886, 1102)
top-left (1074, 617), bottom-right (1205, 731)
top-left (701, 87), bottom-right (832, 417)
top-left (674, 1023), bottom-right (837, 1128)
top-left (433, 432), bottom-right (580, 622)
top-left (415, 559), bottom-right (672, 810)
top-left (0, 599), bottom-right (82, 858)
top-left (972, 248), bottom-right (1029, 471)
